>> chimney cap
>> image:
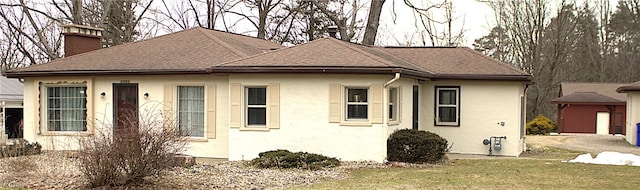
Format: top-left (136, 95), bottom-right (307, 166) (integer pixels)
top-left (328, 26), bottom-right (338, 38)
top-left (62, 24), bottom-right (104, 37)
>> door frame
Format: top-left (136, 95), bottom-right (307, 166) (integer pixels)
top-left (413, 85), bottom-right (419, 130)
top-left (113, 83), bottom-right (139, 134)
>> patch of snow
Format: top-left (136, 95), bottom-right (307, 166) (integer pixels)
top-left (567, 151), bottom-right (640, 166)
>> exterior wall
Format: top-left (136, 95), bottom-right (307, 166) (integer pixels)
top-left (420, 80), bottom-right (526, 156)
top-left (22, 73), bottom-right (529, 161)
top-left (22, 75), bottom-right (230, 158)
top-left (227, 74), bottom-right (415, 162)
top-left (559, 104), bottom-right (626, 134)
top-left (626, 92), bottom-right (640, 145)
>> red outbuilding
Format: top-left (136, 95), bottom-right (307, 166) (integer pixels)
top-left (551, 83), bottom-right (627, 135)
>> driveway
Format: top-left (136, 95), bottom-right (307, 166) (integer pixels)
top-left (526, 134), bottom-right (640, 155)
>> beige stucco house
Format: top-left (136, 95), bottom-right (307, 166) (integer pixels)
top-left (617, 83), bottom-right (640, 146)
top-left (5, 26), bottom-right (532, 162)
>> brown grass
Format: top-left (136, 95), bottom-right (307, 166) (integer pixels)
top-left (291, 147), bottom-right (638, 190)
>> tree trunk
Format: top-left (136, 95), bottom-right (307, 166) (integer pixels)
top-left (362, 0), bottom-right (385, 46)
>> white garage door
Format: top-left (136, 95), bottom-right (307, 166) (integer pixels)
top-left (596, 112), bottom-right (610, 135)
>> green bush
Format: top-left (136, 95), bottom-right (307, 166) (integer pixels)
top-left (387, 129), bottom-right (448, 163)
top-left (526, 115), bottom-right (557, 135)
top-left (250, 149), bottom-right (340, 170)
top-left (0, 139), bottom-right (42, 158)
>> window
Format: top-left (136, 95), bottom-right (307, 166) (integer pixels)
top-left (346, 88), bottom-right (368, 120)
top-left (246, 87), bottom-right (267, 126)
top-left (435, 87), bottom-right (459, 126)
top-left (46, 86), bottom-right (87, 131)
top-left (389, 87), bottom-right (398, 121)
top-left (178, 86), bottom-right (205, 137)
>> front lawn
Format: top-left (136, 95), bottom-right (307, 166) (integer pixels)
top-left (291, 146), bottom-right (634, 190)
top-left (291, 159), bottom-right (639, 189)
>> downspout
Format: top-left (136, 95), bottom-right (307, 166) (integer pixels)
top-left (383, 73), bottom-right (401, 126)
top-left (382, 73), bottom-right (400, 162)
top-left (384, 73), bottom-right (401, 88)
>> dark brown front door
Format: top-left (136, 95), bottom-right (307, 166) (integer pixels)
top-left (113, 84), bottom-right (138, 135)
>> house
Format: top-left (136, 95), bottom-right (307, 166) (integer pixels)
top-left (1, 75), bottom-right (24, 142)
top-left (4, 25), bottom-right (532, 162)
top-left (616, 82), bottom-right (640, 146)
top-left (551, 82), bottom-right (627, 135)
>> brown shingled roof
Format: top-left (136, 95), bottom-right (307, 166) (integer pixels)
top-left (560, 82), bottom-right (627, 101)
top-left (5, 28), bottom-right (531, 82)
top-left (216, 38), bottom-right (530, 81)
top-left (378, 46), bottom-right (529, 80)
top-left (5, 27), bottom-right (282, 77)
top-left (617, 81), bottom-right (640, 93)
top-left (550, 92), bottom-right (625, 105)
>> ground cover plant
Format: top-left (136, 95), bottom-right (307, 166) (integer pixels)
top-left (250, 149), bottom-right (340, 170)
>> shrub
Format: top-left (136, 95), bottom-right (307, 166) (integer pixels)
top-left (77, 109), bottom-right (188, 188)
top-left (387, 129), bottom-right (448, 163)
top-left (250, 149), bottom-right (340, 170)
top-left (0, 139), bottom-right (42, 158)
top-left (526, 114), bottom-right (557, 135)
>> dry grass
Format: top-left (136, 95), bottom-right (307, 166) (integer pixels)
top-left (291, 147), bottom-right (638, 190)
top-left (291, 159), bottom-right (639, 190)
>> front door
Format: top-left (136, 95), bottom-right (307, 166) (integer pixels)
top-left (113, 83), bottom-right (138, 135)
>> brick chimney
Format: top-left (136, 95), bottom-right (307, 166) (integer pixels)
top-left (328, 26), bottom-right (338, 38)
top-left (62, 24), bottom-right (103, 57)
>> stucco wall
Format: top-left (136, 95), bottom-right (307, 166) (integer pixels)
top-left (22, 75), bottom-right (230, 158)
top-left (22, 74), bottom-right (527, 161)
top-left (626, 92), bottom-right (640, 145)
top-left (227, 74), bottom-right (414, 162)
top-left (420, 80), bottom-right (526, 156)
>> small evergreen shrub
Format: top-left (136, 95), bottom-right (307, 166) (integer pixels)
top-left (0, 139), bottom-right (42, 158)
top-left (526, 114), bottom-right (557, 135)
top-left (250, 149), bottom-right (340, 170)
top-left (387, 129), bottom-right (448, 163)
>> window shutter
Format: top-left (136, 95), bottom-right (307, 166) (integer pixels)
top-left (328, 84), bottom-right (341, 123)
top-left (163, 84), bottom-right (174, 122)
top-left (371, 84), bottom-right (383, 124)
top-left (206, 84), bottom-right (216, 138)
top-left (230, 83), bottom-right (241, 128)
top-left (267, 83), bottom-right (280, 129)
top-left (398, 86), bottom-right (403, 122)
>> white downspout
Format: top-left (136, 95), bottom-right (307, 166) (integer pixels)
top-left (382, 73), bottom-right (400, 162)
top-left (384, 73), bottom-right (401, 88)
top-left (383, 73), bottom-right (401, 126)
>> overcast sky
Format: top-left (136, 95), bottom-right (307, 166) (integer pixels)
top-left (377, 0), bottom-right (494, 47)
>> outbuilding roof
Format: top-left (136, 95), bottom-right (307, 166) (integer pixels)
top-left (0, 76), bottom-right (23, 101)
top-left (550, 92), bottom-right (625, 105)
top-left (559, 82), bottom-right (627, 102)
top-left (5, 27), bottom-right (531, 81)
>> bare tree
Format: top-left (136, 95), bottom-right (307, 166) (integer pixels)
top-left (0, 0), bottom-right (157, 70)
top-left (404, 0), bottom-right (466, 46)
top-left (362, 0), bottom-right (384, 45)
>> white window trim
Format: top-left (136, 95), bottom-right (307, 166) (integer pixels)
top-left (388, 87), bottom-right (400, 125)
top-left (435, 87), bottom-right (460, 126)
top-left (244, 86), bottom-right (268, 128)
top-left (345, 87), bottom-right (369, 121)
top-left (176, 85), bottom-right (206, 138)
top-left (37, 79), bottom-right (94, 136)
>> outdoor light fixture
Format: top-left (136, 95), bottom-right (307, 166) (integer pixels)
top-left (144, 93), bottom-right (149, 99)
top-left (100, 92), bottom-right (105, 98)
